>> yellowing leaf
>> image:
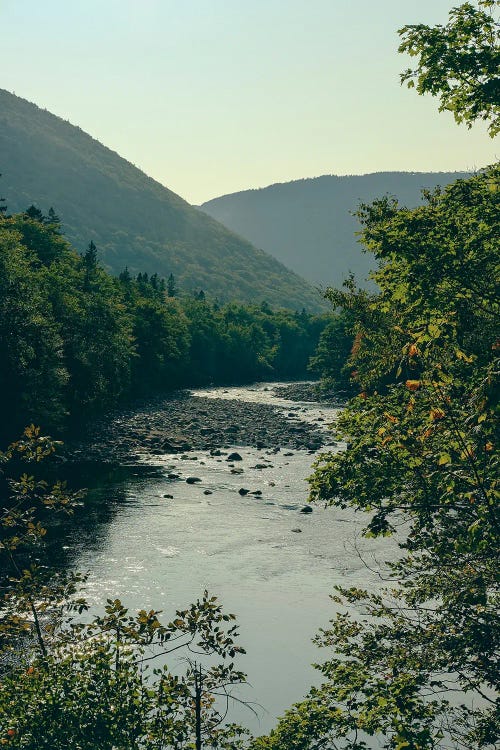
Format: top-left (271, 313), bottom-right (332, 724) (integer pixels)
top-left (405, 379), bottom-right (420, 391)
top-left (430, 407), bottom-right (445, 420)
top-left (438, 453), bottom-right (451, 465)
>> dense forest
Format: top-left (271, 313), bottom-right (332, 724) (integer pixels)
top-left (0, 202), bottom-right (331, 443)
top-left (0, 88), bottom-right (324, 312)
top-left (0, 1), bottom-right (498, 749)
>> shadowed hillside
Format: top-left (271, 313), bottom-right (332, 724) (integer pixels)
top-left (200, 171), bottom-right (469, 287)
top-left (0, 89), bottom-right (323, 311)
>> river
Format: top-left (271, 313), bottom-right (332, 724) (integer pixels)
top-left (63, 382), bottom-right (400, 737)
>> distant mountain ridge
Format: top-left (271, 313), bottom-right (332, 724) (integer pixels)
top-left (0, 89), bottom-right (323, 311)
top-left (200, 171), bottom-right (470, 287)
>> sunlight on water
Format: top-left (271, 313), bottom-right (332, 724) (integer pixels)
top-left (71, 383), bottom-right (400, 736)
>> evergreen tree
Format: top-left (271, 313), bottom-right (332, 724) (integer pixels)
top-left (0, 174), bottom-right (7, 216)
top-left (167, 272), bottom-right (177, 297)
top-left (118, 266), bottom-right (131, 284)
top-left (46, 206), bottom-right (61, 233)
top-left (24, 204), bottom-right (45, 223)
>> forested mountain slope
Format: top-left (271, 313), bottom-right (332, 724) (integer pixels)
top-left (201, 171), bottom-right (469, 287)
top-left (0, 89), bottom-right (322, 310)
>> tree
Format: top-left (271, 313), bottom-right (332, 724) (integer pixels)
top-left (254, 2), bottom-right (499, 737)
top-left (0, 174), bottom-right (7, 216)
top-left (399, 0), bottom-right (500, 136)
top-left (0, 226), bottom-right (68, 439)
top-left (308, 305), bottom-right (356, 395)
top-left (81, 239), bottom-right (98, 286)
top-left (254, 165), bottom-right (499, 750)
top-left (46, 206), bottom-right (61, 231)
top-left (24, 205), bottom-right (45, 223)
top-left (167, 272), bottom-right (177, 297)
top-left (131, 296), bottom-right (190, 392)
top-left (0, 428), bottom-right (250, 749)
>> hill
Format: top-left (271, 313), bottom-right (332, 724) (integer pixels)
top-left (200, 171), bottom-right (469, 287)
top-left (0, 89), bottom-right (323, 311)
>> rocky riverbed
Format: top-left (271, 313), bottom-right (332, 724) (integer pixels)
top-left (272, 381), bottom-right (342, 403)
top-left (65, 386), bottom-right (331, 465)
top-left (56, 381), bottom-right (401, 739)
top-left (59, 381), bottom-right (401, 739)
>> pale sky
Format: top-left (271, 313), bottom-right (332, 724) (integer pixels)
top-left (1, 0), bottom-right (498, 204)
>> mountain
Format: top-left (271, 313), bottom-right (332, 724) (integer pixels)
top-left (200, 171), bottom-right (470, 287)
top-left (0, 89), bottom-right (323, 311)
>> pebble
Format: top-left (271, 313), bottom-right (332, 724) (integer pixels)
top-left (64, 389), bottom-right (328, 465)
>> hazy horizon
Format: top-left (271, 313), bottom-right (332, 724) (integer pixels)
top-left (1, 0), bottom-right (498, 204)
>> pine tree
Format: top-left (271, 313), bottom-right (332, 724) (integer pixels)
top-left (0, 174), bottom-right (7, 216)
top-left (167, 273), bottom-right (177, 297)
top-left (24, 204), bottom-right (45, 223)
top-left (82, 240), bottom-right (98, 271)
top-left (119, 266), bottom-right (131, 284)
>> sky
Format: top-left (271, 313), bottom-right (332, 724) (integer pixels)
top-left (1, 0), bottom-right (498, 204)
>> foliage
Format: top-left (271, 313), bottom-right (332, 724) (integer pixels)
top-left (0, 206), bottom-right (330, 442)
top-left (0, 427), bottom-right (249, 749)
top-left (254, 165), bottom-right (499, 749)
top-left (308, 304), bottom-right (357, 395)
top-left (0, 225), bottom-right (68, 435)
top-left (254, 9), bottom-right (499, 747)
top-left (399, 0), bottom-right (500, 136)
top-left (0, 88), bottom-right (323, 311)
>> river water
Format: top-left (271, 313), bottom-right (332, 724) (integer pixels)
top-left (66, 383), bottom-right (400, 737)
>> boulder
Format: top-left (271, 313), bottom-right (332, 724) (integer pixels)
top-left (162, 438), bottom-right (192, 453)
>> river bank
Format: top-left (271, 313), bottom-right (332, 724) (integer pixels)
top-left (64, 382), bottom-right (343, 466)
top-left (55, 382), bottom-right (399, 737)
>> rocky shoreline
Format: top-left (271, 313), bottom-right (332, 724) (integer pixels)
top-left (272, 381), bottom-right (344, 404)
top-left (65, 388), bottom-right (329, 466)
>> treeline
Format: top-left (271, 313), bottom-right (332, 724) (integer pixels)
top-left (0, 204), bottom-right (334, 442)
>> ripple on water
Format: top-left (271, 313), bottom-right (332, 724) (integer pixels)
top-left (155, 546), bottom-right (180, 557)
top-left (72, 382), bottom-right (401, 740)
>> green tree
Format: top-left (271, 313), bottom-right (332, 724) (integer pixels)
top-left (256, 167), bottom-right (499, 750)
top-left (308, 306), bottom-right (356, 395)
top-left (167, 272), bottom-right (177, 297)
top-left (0, 428), bottom-right (250, 749)
top-left (0, 174), bottom-right (7, 216)
top-left (131, 296), bottom-right (190, 392)
top-left (0, 226), bottom-right (67, 439)
top-left (399, 0), bottom-right (500, 136)
top-left (46, 248), bottom-right (133, 419)
top-left (254, 2), bottom-right (499, 735)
